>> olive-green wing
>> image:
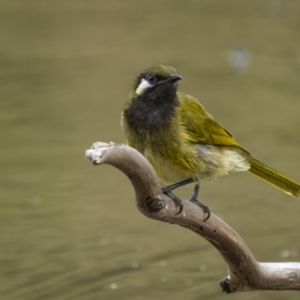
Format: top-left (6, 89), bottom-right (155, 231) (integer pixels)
top-left (178, 92), bottom-right (250, 154)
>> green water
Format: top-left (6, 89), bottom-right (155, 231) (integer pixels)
top-left (1, 1), bottom-right (300, 299)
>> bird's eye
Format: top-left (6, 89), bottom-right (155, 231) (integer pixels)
top-left (146, 74), bottom-right (157, 85)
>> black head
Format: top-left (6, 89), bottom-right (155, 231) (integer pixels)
top-left (132, 64), bottom-right (183, 99)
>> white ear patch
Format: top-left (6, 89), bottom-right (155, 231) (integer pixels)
top-left (135, 78), bottom-right (154, 95)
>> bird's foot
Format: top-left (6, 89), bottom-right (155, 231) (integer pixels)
top-left (162, 178), bottom-right (210, 218)
top-left (162, 179), bottom-right (195, 215)
top-left (162, 190), bottom-right (183, 215)
top-left (188, 184), bottom-right (211, 221)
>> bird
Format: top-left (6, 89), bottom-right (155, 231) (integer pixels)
top-left (121, 64), bottom-right (300, 220)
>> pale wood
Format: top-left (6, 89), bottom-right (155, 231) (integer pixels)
top-left (85, 141), bottom-right (300, 293)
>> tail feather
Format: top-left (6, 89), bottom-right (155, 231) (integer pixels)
top-left (245, 156), bottom-right (300, 197)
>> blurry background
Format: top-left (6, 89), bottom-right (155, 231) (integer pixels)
top-left (1, 0), bottom-right (300, 299)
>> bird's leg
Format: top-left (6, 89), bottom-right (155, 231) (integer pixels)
top-left (162, 178), bottom-right (210, 220)
top-left (162, 178), bottom-right (195, 215)
top-left (188, 184), bottom-right (211, 221)
top-left (162, 178), bottom-right (195, 194)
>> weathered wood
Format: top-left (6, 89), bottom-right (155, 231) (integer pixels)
top-left (85, 141), bottom-right (300, 293)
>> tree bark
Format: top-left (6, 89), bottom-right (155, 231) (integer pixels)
top-left (85, 141), bottom-right (300, 293)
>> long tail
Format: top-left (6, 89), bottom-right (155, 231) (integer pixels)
top-left (245, 156), bottom-right (300, 197)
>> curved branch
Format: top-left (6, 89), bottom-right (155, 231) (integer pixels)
top-left (85, 141), bottom-right (300, 293)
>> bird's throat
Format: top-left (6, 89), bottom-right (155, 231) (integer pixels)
top-left (124, 86), bottom-right (179, 133)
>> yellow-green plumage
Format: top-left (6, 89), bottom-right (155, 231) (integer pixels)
top-left (121, 64), bottom-right (300, 198)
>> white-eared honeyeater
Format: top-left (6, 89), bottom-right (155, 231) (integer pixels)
top-left (121, 64), bottom-right (300, 219)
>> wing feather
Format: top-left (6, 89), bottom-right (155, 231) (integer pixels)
top-left (178, 92), bottom-right (250, 154)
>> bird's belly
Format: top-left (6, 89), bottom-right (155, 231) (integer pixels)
top-left (145, 150), bottom-right (190, 185)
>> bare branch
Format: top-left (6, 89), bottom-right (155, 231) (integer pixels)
top-left (85, 141), bottom-right (300, 293)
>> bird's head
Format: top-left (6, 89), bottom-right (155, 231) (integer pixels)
top-left (124, 65), bottom-right (182, 130)
top-left (132, 64), bottom-right (183, 98)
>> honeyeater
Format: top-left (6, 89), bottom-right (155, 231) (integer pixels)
top-left (121, 64), bottom-right (300, 219)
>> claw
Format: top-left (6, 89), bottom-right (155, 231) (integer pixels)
top-left (163, 191), bottom-right (183, 215)
top-left (175, 201), bottom-right (183, 215)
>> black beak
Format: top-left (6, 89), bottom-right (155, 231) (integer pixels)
top-left (159, 73), bottom-right (183, 85)
top-left (167, 74), bottom-right (183, 83)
